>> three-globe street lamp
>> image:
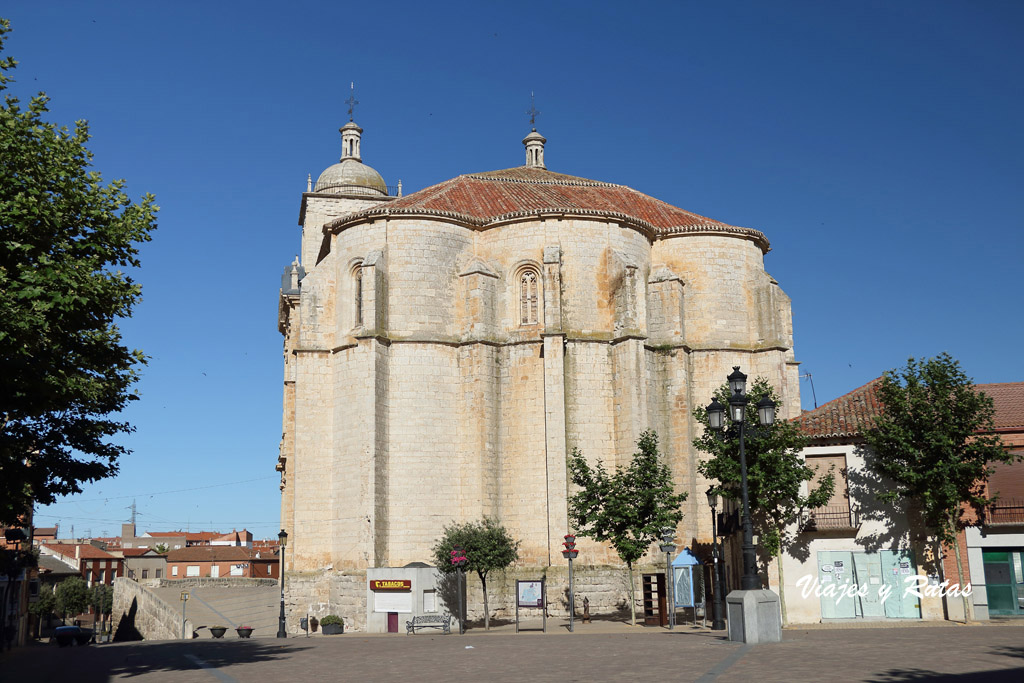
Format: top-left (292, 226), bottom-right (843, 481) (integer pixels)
top-left (706, 366), bottom-right (775, 592)
top-left (451, 546), bottom-right (468, 635)
top-left (659, 528), bottom-right (677, 629)
top-left (562, 534), bottom-right (579, 632)
top-left (705, 487), bottom-right (727, 630)
top-left (277, 529), bottom-right (288, 638)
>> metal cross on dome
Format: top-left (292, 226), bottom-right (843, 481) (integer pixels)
top-left (526, 91), bottom-right (540, 127)
top-left (345, 82), bottom-right (359, 122)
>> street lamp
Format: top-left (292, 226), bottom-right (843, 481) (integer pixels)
top-left (562, 534), bottom-right (579, 632)
top-left (705, 487), bottom-right (726, 630)
top-left (277, 529), bottom-right (288, 638)
top-left (659, 528), bottom-right (676, 630)
top-left (451, 546), bottom-right (468, 635)
top-left (706, 367), bottom-right (775, 592)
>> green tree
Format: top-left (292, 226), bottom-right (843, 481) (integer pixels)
top-left (694, 377), bottom-right (833, 624)
top-left (864, 353), bottom-right (1016, 620)
top-left (432, 517), bottom-right (520, 630)
top-left (54, 576), bottom-right (90, 622)
top-left (91, 583), bottom-right (113, 632)
top-left (0, 19), bottom-right (158, 526)
top-left (28, 585), bottom-right (56, 637)
top-left (567, 430), bottom-right (686, 626)
top-left (152, 544), bottom-right (169, 555)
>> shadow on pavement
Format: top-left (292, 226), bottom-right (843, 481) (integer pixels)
top-left (865, 667), bottom-right (1024, 682)
top-left (3, 639), bottom-right (311, 682)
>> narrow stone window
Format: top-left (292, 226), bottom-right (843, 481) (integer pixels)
top-left (353, 265), bottom-right (363, 327)
top-left (520, 269), bottom-right (540, 325)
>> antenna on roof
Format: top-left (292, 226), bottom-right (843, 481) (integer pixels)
top-left (800, 373), bottom-right (818, 409)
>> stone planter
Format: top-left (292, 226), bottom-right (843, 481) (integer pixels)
top-left (210, 627), bottom-right (227, 639)
top-left (236, 627), bottom-right (253, 639)
top-left (322, 623), bottom-right (343, 635)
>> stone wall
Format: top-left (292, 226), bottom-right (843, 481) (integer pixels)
top-left (112, 578), bottom-right (192, 641)
top-left (158, 577), bottom-right (277, 589)
top-left (283, 563), bottom-right (668, 634)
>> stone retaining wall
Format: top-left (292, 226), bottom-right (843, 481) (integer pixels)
top-left (158, 577), bottom-right (278, 589)
top-left (112, 578), bottom-right (193, 641)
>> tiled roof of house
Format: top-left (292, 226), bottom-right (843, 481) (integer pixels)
top-left (166, 546), bottom-right (264, 562)
top-left (794, 378), bottom-right (883, 441)
top-left (37, 554), bottom-right (80, 575)
top-left (120, 548), bottom-right (158, 557)
top-left (795, 379), bottom-right (1024, 442)
top-left (42, 543), bottom-right (117, 561)
top-left (32, 527), bottom-right (58, 536)
top-left (145, 530), bottom-right (220, 542)
top-left (977, 382), bottom-right (1024, 430)
top-left (323, 166), bottom-right (770, 251)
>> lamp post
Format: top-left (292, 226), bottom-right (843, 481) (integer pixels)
top-left (659, 528), bottom-right (677, 629)
top-left (180, 591), bottom-right (189, 640)
top-left (706, 367), bottom-right (775, 592)
top-left (276, 529), bottom-right (288, 638)
top-left (562, 534), bottom-right (579, 632)
top-left (451, 546), bottom-right (468, 635)
top-left (706, 487), bottom-right (727, 630)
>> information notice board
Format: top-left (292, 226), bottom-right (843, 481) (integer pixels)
top-left (515, 579), bottom-right (546, 633)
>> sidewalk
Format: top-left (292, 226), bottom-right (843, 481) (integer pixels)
top-left (4, 619), bottom-right (1022, 682)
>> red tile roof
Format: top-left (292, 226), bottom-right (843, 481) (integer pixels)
top-left (324, 167), bottom-right (769, 251)
top-left (166, 546), bottom-right (266, 562)
top-left (120, 548), bottom-right (158, 557)
top-left (794, 379), bottom-right (1024, 442)
top-left (794, 378), bottom-right (883, 441)
top-left (42, 543), bottom-right (117, 561)
top-left (977, 382), bottom-right (1024, 430)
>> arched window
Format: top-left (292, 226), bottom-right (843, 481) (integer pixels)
top-left (352, 264), bottom-right (363, 327)
top-left (520, 269), bottom-right (540, 325)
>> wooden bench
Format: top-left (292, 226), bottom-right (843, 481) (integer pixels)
top-left (406, 613), bottom-right (452, 635)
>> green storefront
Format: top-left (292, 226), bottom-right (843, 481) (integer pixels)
top-left (817, 550), bottom-right (921, 620)
top-left (982, 550), bottom-right (1024, 616)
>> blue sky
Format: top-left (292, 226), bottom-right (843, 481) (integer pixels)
top-left (6, 1), bottom-right (1022, 540)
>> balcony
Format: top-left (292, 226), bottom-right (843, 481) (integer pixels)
top-left (799, 506), bottom-right (860, 532)
top-left (986, 498), bottom-right (1024, 527)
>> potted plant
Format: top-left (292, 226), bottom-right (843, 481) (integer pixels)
top-left (320, 615), bottom-right (344, 635)
top-left (209, 625), bottom-right (227, 639)
top-left (235, 625), bottom-right (254, 638)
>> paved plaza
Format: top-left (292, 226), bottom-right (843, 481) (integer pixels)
top-left (3, 621), bottom-right (1023, 682)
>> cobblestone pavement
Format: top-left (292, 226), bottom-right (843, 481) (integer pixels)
top-left (3, 621), bottom-right (1022, 682)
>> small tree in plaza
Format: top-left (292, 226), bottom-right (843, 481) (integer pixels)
top-left (432, 517), bottom-right (520, 630)
top-left (567, 430), bottom-right (686, 626)
top-left (864, 353), bottom-right (1017, 619)
top-left (55, 577), bottom-right (90, 623)
top-left (693, 377), bottom-right (833, 623)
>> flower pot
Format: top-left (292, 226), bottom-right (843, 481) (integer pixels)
top-left (236, 627), bottom-right (253, 639)
top-left (322, 623), bottom-right (343, 635)
top-left (210, 627), bottom-right (227, 639)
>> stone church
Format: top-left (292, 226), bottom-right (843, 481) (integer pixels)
top-left (277, 116), bottom-right (801, 630)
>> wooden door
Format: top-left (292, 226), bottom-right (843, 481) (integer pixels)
top-left (642, 573), bottom-right (667, 626)
top-left (387, 612), bottom-right (399, 633)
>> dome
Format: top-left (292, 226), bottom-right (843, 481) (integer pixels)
top-left (314, 158), bottom-right (388, 196)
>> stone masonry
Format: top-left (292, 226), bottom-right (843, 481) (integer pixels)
top-left (277, 123), bottom-right (800, 632)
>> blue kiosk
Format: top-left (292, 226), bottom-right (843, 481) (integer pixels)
top-left (672, 548), bottom-right (706, 626)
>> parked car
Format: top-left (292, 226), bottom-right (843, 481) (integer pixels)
top-left (54, 626), bottom-right (92, 647)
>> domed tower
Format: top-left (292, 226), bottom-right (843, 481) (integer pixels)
top-left (297, 119), bottom-right (396, 268)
